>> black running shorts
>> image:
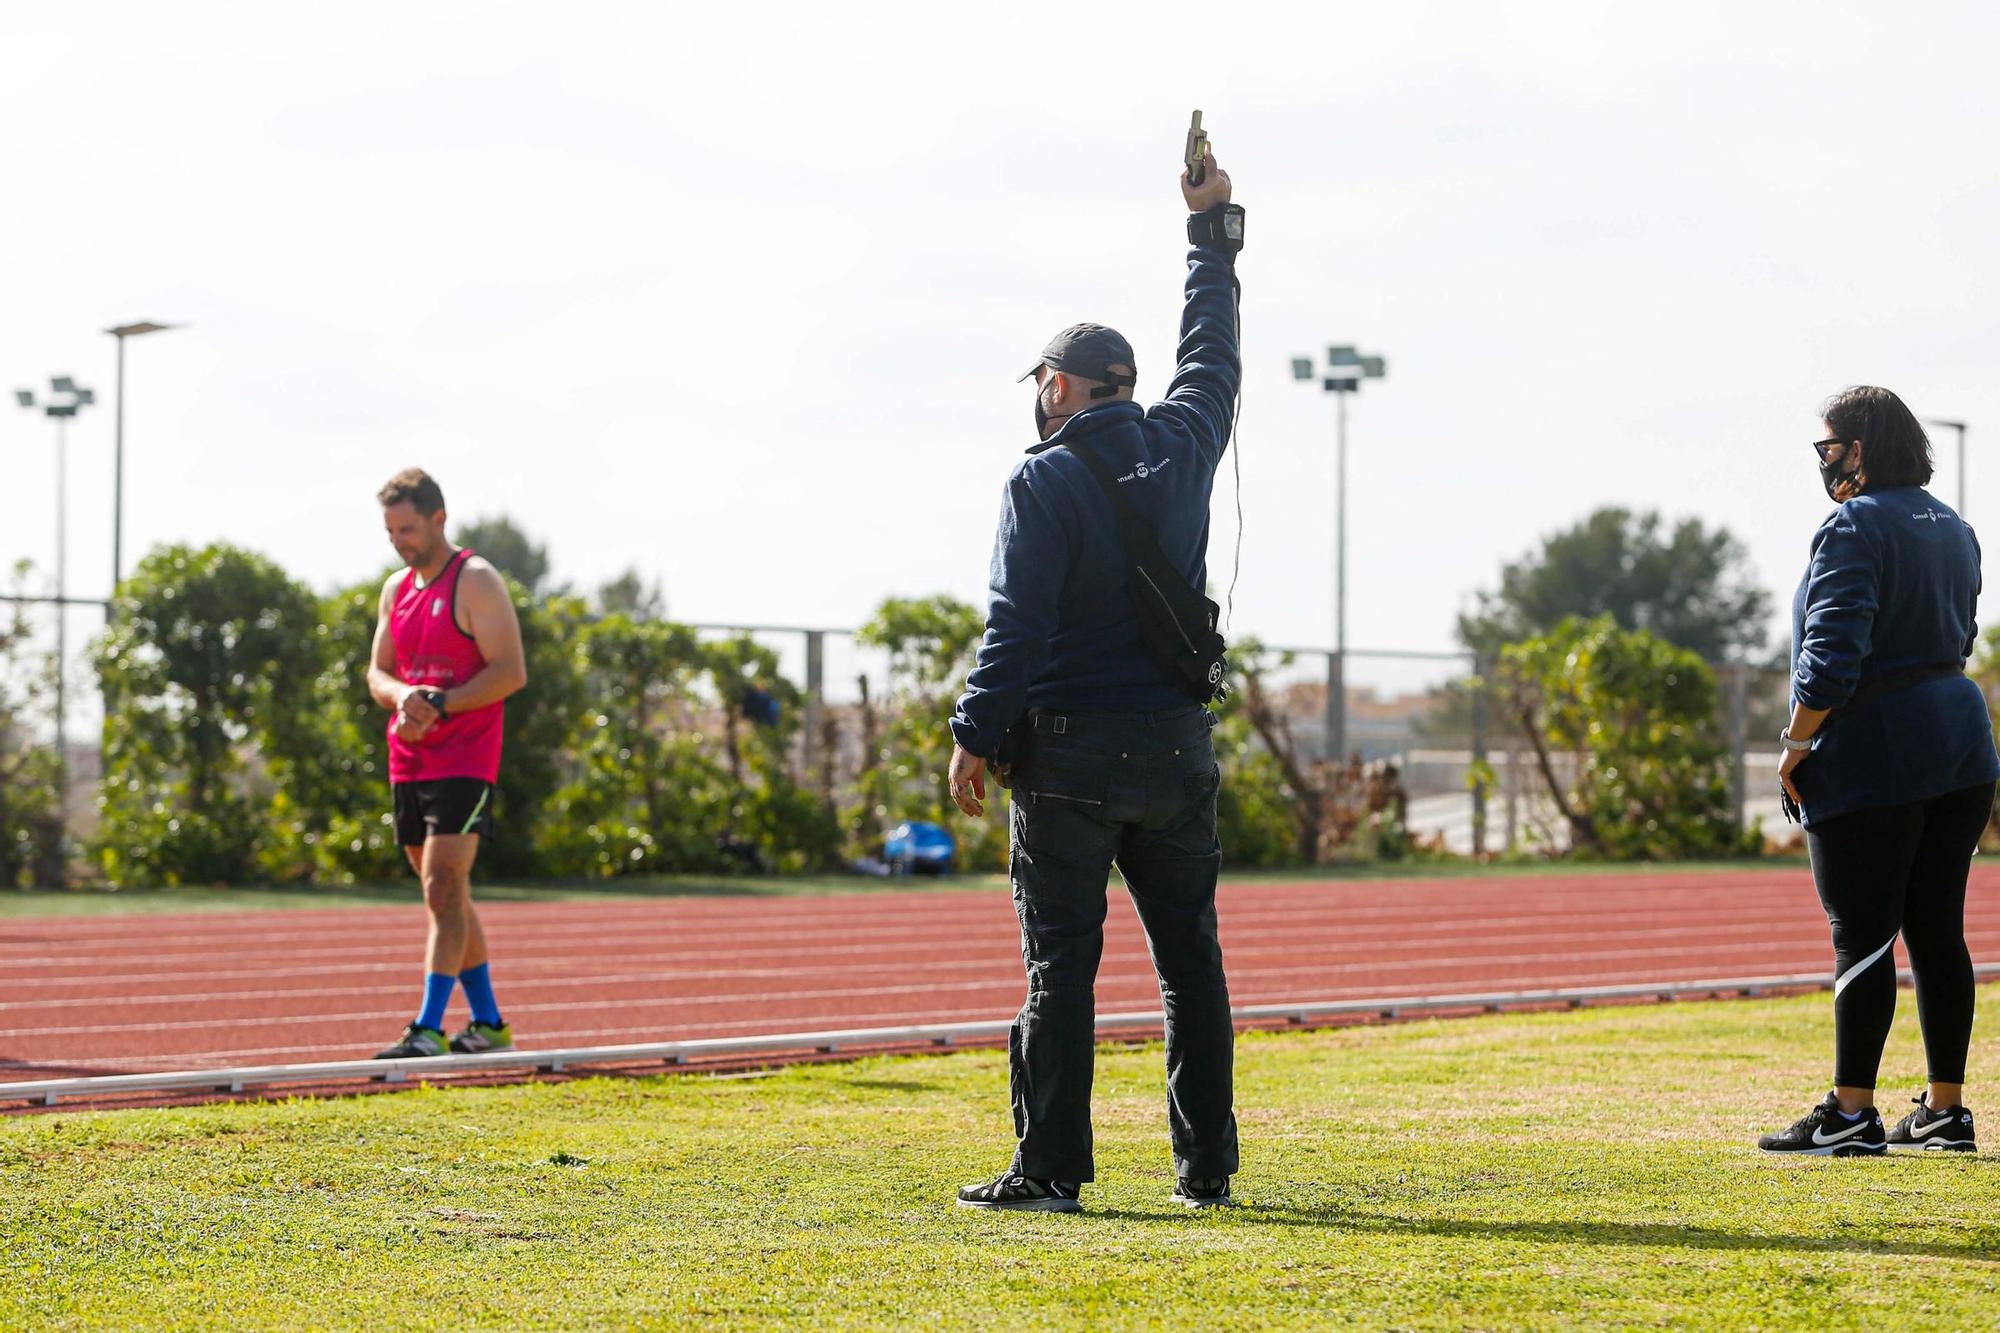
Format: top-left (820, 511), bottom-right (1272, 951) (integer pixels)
top-left (393, 778), bottom-right (497, 846)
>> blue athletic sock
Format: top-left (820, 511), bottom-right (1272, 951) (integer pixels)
top-left (459, 962), bottom-right (502, 1027)
top-left (416, 972), bottom-right (457, 1032)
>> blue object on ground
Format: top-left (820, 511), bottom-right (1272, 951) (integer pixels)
top-left (884, 821), bottom-right (956, 875)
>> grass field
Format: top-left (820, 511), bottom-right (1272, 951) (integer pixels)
top-left (0, 857), bottom-right (1811, 917)
top-left (5, 989), bottom-right (1998, 1330)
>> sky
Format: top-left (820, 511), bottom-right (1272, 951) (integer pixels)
top-left (3, 1), bottom-right (1997, 709)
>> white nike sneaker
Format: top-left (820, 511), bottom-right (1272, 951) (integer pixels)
top-left (1886, 1095), bottom-right (1977, 1153)
top-left (1758, 1092), bottom-right (1887, 1156)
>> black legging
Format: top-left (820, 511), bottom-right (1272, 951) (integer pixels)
top-left (1806, 780), bottom-right (1995, 1089)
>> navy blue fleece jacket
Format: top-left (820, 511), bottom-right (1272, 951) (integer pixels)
top-left (949, 235), bottom-right (1240, 758)
top-left (1790, 486), bottom-right (2000, 824)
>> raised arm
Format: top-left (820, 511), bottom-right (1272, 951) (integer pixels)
top-left (1155, 147), bottom-right (1242, 464)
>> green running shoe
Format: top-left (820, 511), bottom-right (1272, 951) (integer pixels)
top-left (374, 1023), bottom-right (449, 1059)
top-left (450, 1020), bottom-right (514, 1054)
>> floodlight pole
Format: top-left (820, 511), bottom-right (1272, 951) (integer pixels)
top-left (1294, 347), bottom-right (1386, 765)
top-left (15, 377), bottom-right (95, 885)
top-left (106, 322), bottom-right (180, 612)
top-left (111, 336), bottom-right (126, 602)
top-left (1334, 387), bottom-right (1348, 762)
top-left (54, 413), bottom-right (68, 819)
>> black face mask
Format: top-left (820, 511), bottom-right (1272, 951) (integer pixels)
top-left (1819, 449), bottom-right (1857, 502)
top-left (1034, 379), bottom-right (1071, 441)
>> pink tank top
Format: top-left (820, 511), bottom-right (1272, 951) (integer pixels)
top-left (387, 549), bottom-right (504, 784)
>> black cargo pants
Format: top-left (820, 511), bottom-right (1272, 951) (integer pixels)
top-left (1004, 705), bottom-right (1238, 1183)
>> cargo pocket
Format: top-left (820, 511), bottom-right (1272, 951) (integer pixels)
top-left (1184, 764), bottom-right (1220, 803)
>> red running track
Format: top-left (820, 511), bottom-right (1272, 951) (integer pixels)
top-left (5, 866), bottom-right (2000, 1082)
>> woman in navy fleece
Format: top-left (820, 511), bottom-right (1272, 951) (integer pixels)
top-left (1759, 386), bottom-right (2000, 1156)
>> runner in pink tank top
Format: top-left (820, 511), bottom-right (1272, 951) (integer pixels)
top-left (366, 469), bottom-right (530, 1062)
top-left (387, 548), bottom-right (505, 784)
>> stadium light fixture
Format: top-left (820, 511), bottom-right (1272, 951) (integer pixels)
top-left (105, 320), bottom-right (182, 602)
top-left (1292, 344), bottom-right (1388, 764)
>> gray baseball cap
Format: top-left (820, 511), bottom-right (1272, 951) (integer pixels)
top-left (1017, 323), bottom-right (1137, 390)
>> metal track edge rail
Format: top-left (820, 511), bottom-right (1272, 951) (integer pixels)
top-left (6, 964), bottom-right (1993, 1107)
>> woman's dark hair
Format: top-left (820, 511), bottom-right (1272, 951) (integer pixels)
top-left (1821, 386), bottom-right (1933, 491)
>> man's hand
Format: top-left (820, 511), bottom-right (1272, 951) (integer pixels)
top-left (394, 712), bottom-right (434, 744)
top-left (948, 744), bottom-right (989, 818)
top-left (397, 684), bottom-right (440, 727)
top-left (1182, 148), bottom-right (1232, 212)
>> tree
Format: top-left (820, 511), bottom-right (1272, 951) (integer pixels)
top-left (595, 568), bottom-right (665, 620)
top-left (455, 516), bottom-right (551, 594)
top-left (1494, 615), bottom-right (1758, 860)
top-left (703, 633), bottom-right (842, 872)
top-left (539, 621), bottom-right (839, 877)
top-left (855, 595), bottom-right (1006, 870)
top-left (1210, 655), bottom-right (1306, 868)
top-left (268, 570), bottom-right (413, 883)
top-left (473, 581), bottom-right (589, 878)
top-left (1224, 640), bottom-right (1416, 865)
top-left (0, 562), bottom-right (61, 887)
top-left (542, 616), bottom-right (725, 876)
top-left (93, 544), bottom-right (325, 886)
top-left (1459, 508), bottom-right (1771, 664)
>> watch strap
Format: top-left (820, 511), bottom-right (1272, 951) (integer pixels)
top-left (1188, 204), bottom-right (1245, 253)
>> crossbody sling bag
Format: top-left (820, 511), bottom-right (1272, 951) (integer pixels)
top-left (1063, 443), bottom-right (1230, 707)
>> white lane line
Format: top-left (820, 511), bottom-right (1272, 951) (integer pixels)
top-left (2, 910), bottom-right (1929, 976)
top-left (7, 921), bottom-right (1980, 1012)
top-left (2, 913), bottom-right (1950, 999)
top-left (0, 883), bottom-right (1883, 952)
top-left (0, 937), bottom-right (1953, 1041)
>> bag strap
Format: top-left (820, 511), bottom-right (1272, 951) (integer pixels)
top-left (1063, 444), bottom-right (1153, 550)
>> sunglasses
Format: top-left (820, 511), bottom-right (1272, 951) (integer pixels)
top-left (1811, 438), bottom-right (1848, 462)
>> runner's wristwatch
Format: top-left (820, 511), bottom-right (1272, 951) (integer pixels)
top-left (421, 689), bottom-right (449, 721)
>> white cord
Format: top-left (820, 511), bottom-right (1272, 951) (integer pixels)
top-left (1226, 280), bottom-right (1244, 630)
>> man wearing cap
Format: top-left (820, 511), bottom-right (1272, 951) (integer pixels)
top-left (949, 148), bottom-right (1244, 1213)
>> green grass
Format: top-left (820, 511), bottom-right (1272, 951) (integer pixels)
top-left (5, 990), bottom-right (1998, 1330)
top-left (0, 857), bottom-right (1809, 917)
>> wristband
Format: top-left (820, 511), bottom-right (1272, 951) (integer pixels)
top-left (1188, 204), bottom-right (1245, 253)
top-left (1779, 728), bottom-right (1812, 752)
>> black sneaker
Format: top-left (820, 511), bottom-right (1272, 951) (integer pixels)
top-left (1886, 1095), bottom-right (1977, 1153)
top-left (1757, 1091), bottom-right (1886, 1156)
top-left (1172, 1176), bottom-right (1232, 1208)
top-left (956, 1171), bottom-right (1083, 1213)
top-left (373, 1023), bottom-right (450, 1059)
